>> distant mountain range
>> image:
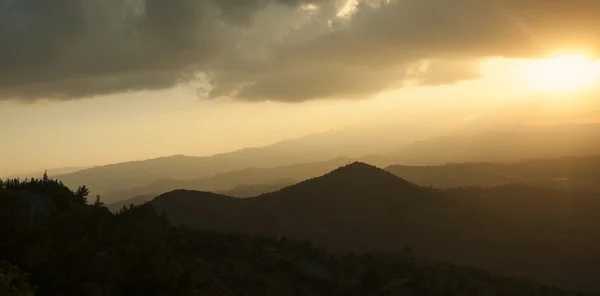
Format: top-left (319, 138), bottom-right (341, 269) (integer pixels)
top-left (54, 147), bottom-right (392, 198)
top-left (150, 162), bottom-right (600, 290)
top-left (389, 122), bottom-right (600, 165)
top-left (386, 156), bottom-right (600, 191)
top-left (102, 157), bottom-right (359, 204)
top-left (1, 166), bottom-right (93, 180)
top-left (107, 154), bottom-right (600, 210)
top-left (48, 122), bottom-right (600, 204)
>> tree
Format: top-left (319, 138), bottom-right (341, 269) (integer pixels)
top-left (0, 261), bottom-right (35, 296)
top-left (42, 170), bottom-right (49, 184)
top-left (74, 185), bottom-right (90, 203)
top-left (93, 195), bottom-right (105, 208)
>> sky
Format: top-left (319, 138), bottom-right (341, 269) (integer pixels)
top-left (1, 0), bottom-right (600, 176)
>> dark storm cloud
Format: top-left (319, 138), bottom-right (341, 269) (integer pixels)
top-left (1, 0), bottom-right (219, 99)
top-left (1, 0), bottom-right (599, 102)
top-left (0, 0), bottom-right (328, 100)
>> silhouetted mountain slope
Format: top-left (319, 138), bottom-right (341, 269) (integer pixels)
top-left (106, 180), bottom-right (294, 212)
top-left (101, 157), bottom-right (357, 204)
top-left (386, 156), bottom-right (600, 191)
top-left (241, 162), bottom-right (445, 226)
top-left (41, 122), bottom-right (600, 202)
top-left (54, 126), bottom-right (403, 198)
top-left (151, 163), bottom-right (600, 290)
top-left (54, 123), bottom-right (600, 200)
top-left (106, 154), bottom-right (600, 211)
top-left (106, 194), bottom-right (156, 212)
top-left (152, 163), bottom-right (448, 233)
top-left (389, 123), bottom-right (600, 165)
top-left (153, 162), bottom-right (461, 258)
top-left (218, 179), bottom-right (295, 198)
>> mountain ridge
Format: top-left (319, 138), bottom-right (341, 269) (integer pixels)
top-left (102, 157), bottom-right (358, 204)
top-left (150, 162), bottom-right (600, 290)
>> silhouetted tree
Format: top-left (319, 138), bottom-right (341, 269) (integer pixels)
top-left (74, 185), bottom-right (90, 203)
top-left (93, 195), bottom-right (104, 208)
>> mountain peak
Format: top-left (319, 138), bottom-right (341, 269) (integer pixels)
top-left (261, 161), bottom-right (423, 199)
top-left (340, 161), bottom-right (379, 170)
top-left (324, 161), bottom-right (410, 183)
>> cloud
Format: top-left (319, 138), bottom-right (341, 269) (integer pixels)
top-left (0, 0), bottom-right (319, 100)
top-left (414, 60), bottom-right (481, 86)
top-left (1, 0), bottom-right (598, 102)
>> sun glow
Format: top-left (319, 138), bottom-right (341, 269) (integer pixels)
top-left (522, 54), bottom-right (600, 93)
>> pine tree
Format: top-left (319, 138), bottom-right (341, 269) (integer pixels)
top-left (42, 170), bottom-right (49, 184)
top-left (93, 195), bottom-right (104, 208)
top-left (74, 185), bottom-right (90, 203)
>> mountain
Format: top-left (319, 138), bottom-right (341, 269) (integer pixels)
top-left (386, 155), bottom-right (600, 191)
top-left (106, 179), bottom-right (294, 212)
top-left (152, 162), bottom-right (446, 234)
top-left (109, 154), bottom-right (600, 211)
top-left (53, 122), bottom-right (600, 203)
top-left (152, 162), bottom-right (454, 253)
top-left (151, 163), bottom-right (600, 290)
top-left (106, 194), bottom-right (156, 212)
top-left (2, 166), bottom-right (92, 180)
top-left (389, 123), bottom-right (600, 165)
top-left (101, 157), bottom-right (362, 204)
top-left (55, 122), bottom-right (600, 200)
top-left (217, 179), bottom-right (295, 198)
top-left (2, 177), bottom-right (590, 296)
top-left (55, 129), bottom-right (397, 198)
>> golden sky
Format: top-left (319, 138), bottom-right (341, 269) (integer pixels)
top-left (1, 0), bottom-right (600, 176)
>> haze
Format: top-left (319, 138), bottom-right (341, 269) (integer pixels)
top-left (2, 0), bottom-right (600, 176)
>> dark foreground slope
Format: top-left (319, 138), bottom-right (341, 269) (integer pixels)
top-left (152, 163), bottom-right (600, 290)
top-left (3, 177), bottom-right (590, 295)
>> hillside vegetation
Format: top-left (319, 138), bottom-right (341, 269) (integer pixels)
top-left (2, 174), bottom-right (595, 295)
top-left (152, 163), bottom-right (600, 290)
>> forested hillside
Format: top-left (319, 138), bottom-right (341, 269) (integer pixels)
top-left (152, 163), bottom-right (600, 290)
top-left (2, 174), bottom-right (594, 295)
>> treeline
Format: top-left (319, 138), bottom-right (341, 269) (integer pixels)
top-left (0, 176), bottom-right (595, 295)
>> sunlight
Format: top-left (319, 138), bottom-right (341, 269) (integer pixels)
top-left (337, 0), bottom-right (358, 18)
top-left (521, 53), bottom-right (600, 93)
